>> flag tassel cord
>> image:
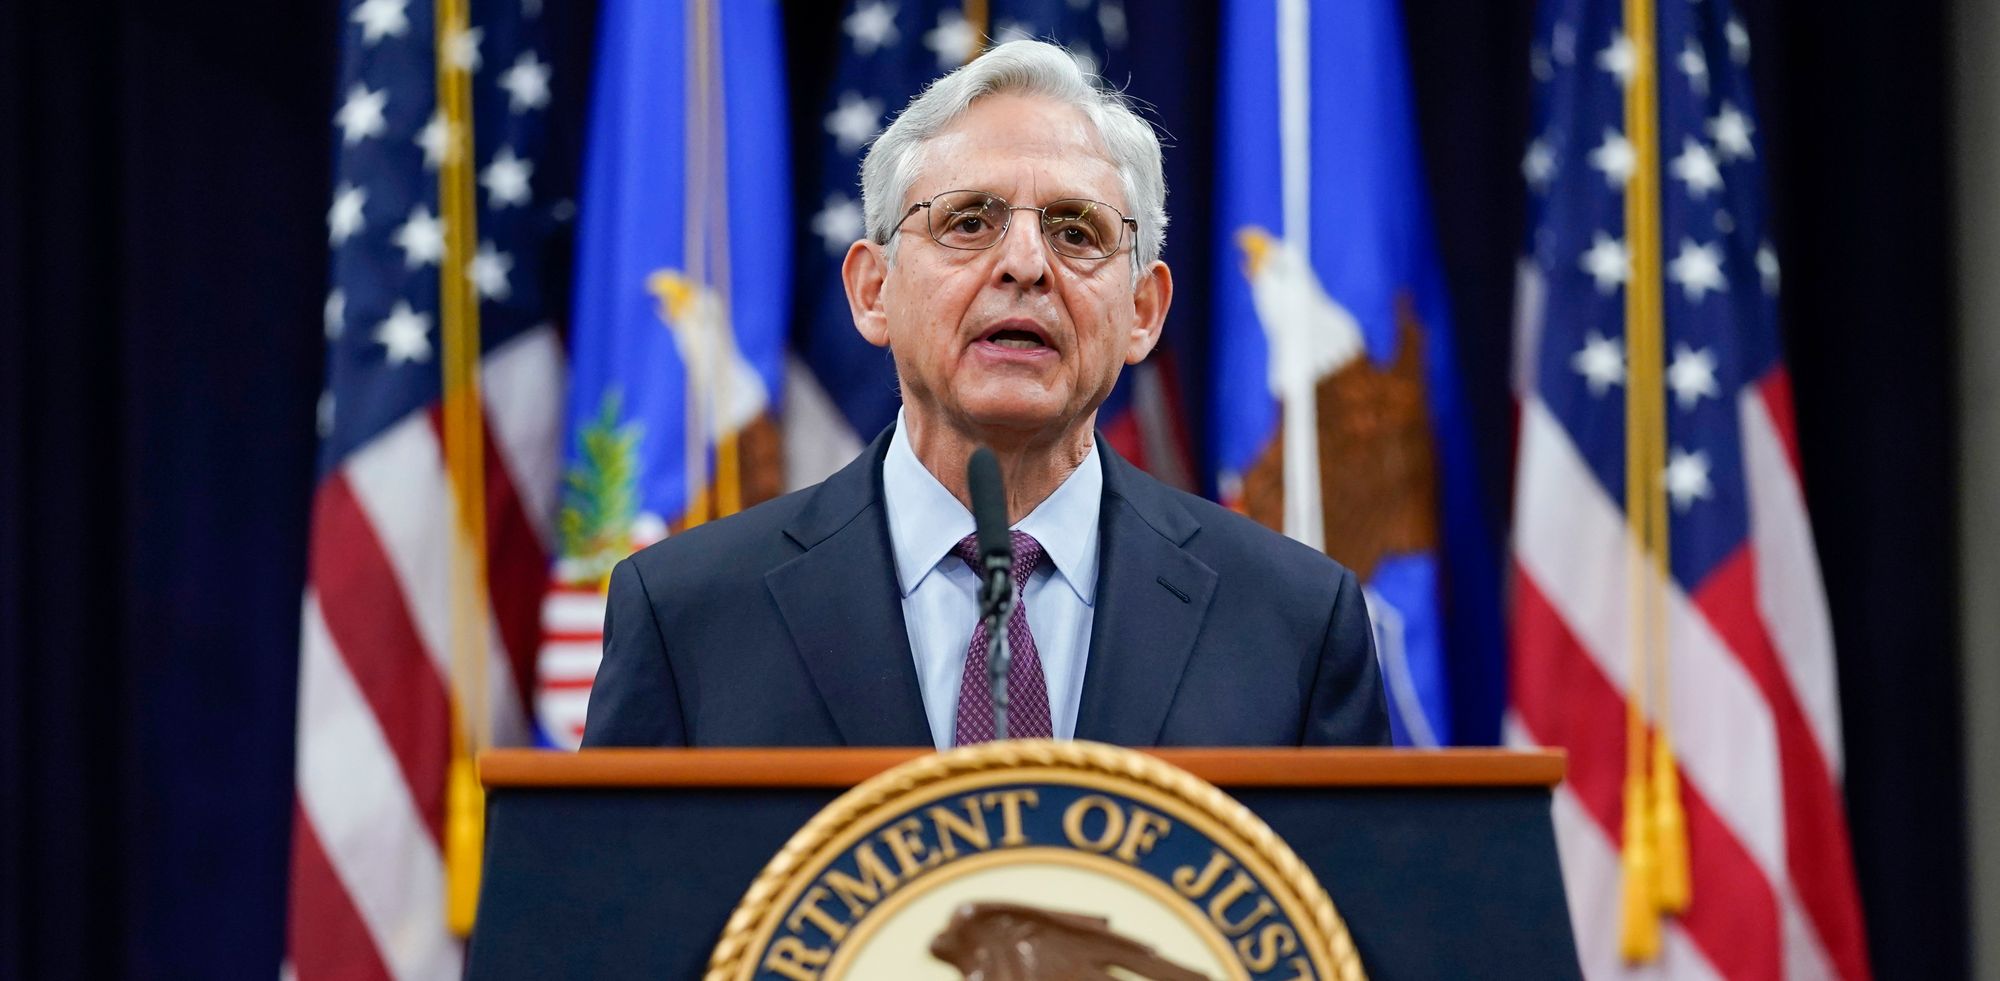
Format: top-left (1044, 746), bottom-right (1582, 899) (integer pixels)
top-left (1618, 0), bottom-right (1692, 962)
top-left (435, 0), bottom-right (490, 937)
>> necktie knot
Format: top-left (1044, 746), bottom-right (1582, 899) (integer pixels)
top-left (953, 530), bottom-right (1045, 590)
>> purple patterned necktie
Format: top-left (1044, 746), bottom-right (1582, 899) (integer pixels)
top-left (950, 530), bottom-right (1053, 744)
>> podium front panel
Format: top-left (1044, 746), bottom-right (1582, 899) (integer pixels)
top-left (469, 754), bottom-right (1577, 980)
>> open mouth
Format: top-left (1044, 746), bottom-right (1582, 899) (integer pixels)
top-left (979, 321), bottom-right (1053, 351)
top-left (987, 329), bottom-right (1046, 350)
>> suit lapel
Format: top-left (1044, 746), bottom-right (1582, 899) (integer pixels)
top-left (765, 429), bottom-right (932, 746)
top-left (1074, 443), bottom-right (1217, 745)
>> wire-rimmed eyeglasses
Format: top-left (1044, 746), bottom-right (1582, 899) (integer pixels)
top-left (893, 190), bottom-right (1137, 260)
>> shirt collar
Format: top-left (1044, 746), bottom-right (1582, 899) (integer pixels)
top-left (1015, 436), bottom-right (1101, 606)
top-left (881, 412), bottom-right (1102, 605)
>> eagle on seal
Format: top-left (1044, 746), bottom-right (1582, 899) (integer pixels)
top-left (928, 901), bottom-right (1213, 981)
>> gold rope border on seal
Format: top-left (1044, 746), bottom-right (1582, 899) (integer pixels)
top-left (703, 739), bottom-right (1367, 981)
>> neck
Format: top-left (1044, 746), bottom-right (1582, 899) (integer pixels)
top-left (903, 411), bottom-right (1094, 524)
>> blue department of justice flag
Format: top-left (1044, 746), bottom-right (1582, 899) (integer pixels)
top-left (534, 0), bottom-right (790, 747)
top-left (1210, 0), bottom-right (1505, 746)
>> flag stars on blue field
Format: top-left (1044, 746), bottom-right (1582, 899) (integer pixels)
top-left (1726, 16), bottom-right (1752, 64)
top-left (1581, 232), bottom-right (1631, 293)
top-left (1670, 138), bottom-right (1724, 199)
top-left (1757, 243), bottom-right (1781, 295)
top-left (845, 2), bottom-right (900, 54)
top-left (1668, 239), bottom-right (1727, 301)
top-left (417, 112), bottom-right (453, 169)
top-left (1531, 46), bottom-right (1555, 83)
top-left (1598, 33), bottom-right (1637, 88)
top-left (1522, 5), bottom-right (1779, 584)
top-left (1679, 38), bottom-right (1709, 97)
top-left (498, 52), bottom-right (551, 113)
top-left (481, 147), bottom-right (534, 208)
top-left (1708, 103), bottom-right (1756, 160)
top-left (313, 0), bottom-right (556, 472)
top-left (1588, 128), bottom-right (1635, 187)
top-left (470, 242), bottom-right (514, 301)
top-left (1668, 343), bottom-right (1720, 410)
top-left (1523, 137), bottom-right (1556, 191)
top-left (813, 194), bottom-right (865, 256)
top-left (446, 26), bottom-right (483, 71)
top-left (336, 84), bottom-right (388, 145)
top-left (374, 301), bottom-right (433, 365)
top-left (825, 94), bottom-right (884, 154)
top-left (925, 11), bottom-right (979, 69)
top-left (393, 204), bottom-right (443, 268)
top-left (1551, 21), bottom-right (1577, 65)
top-left (1098, 2), bottom-right (1127, 48)
top-left (1573, 331), bottom-right (1627, 396)
top-left (328, 184), bottom-right (367, 245)
top-left (1665, 447), bottom-right (1714, 512)
top-left (350, 0), bottom-right (409, 44)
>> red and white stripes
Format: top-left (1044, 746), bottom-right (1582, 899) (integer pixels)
top-left (288, 328), bottom-right (562, 979)
top-left (1508, 380), bottom-right (1869, 980)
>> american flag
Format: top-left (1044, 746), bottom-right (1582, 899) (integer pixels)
top-left (1507, 0), bottom-right (1869, 977)
top-left (290, 0), bottom-right (564, 975)
top-left (786, 0), bottom-right (1186, 488)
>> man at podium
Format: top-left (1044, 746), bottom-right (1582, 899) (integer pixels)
top-left (583, 40), bottom-right (1388, 751)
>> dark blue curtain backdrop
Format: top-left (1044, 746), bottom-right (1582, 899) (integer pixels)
top-left (0, 0), bottom-right (1963, 977)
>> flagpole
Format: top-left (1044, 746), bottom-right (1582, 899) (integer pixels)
top-left (1275, 0), bottom-right (1325, 553)
top-left (434, 0), bottom-right (491, 937)
top-left (1617, 0), bottom-right (1689, 961)
top-left (964, 0), bottom-right (989, 45)
top-left (680, 0), bottom-right (711, 531)
top-left (702, 0), bottom-right (742, 519)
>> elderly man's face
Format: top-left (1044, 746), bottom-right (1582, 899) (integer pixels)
top-left (844, 93), bottom-right (1171, 448)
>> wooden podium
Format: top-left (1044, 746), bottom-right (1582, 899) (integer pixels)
top-left (469, 748), bottom-right (1578, 979)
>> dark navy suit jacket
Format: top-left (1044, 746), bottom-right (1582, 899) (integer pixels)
top-left (581, 428), bottom-right (1390, 748)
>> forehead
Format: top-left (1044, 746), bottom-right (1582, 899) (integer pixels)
top-left (911, 93), bottom-right (1124, 207)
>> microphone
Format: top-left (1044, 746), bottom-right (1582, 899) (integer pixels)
top-left (966, 448), bottom-right (1012, 581)
top-left (966, 448), bottom-right (1014, 740)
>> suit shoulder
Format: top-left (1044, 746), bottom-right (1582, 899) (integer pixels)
top-left (1164, 487), bottom-right (1358, 586)
top-left (622, 483), bottom-right (815, 584)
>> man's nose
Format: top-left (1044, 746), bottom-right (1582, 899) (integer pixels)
top-left (992, 210), bottom-right (1050, 288)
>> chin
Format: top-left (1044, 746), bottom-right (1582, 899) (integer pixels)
top-left (954, 401), bottom-right (1068, 439)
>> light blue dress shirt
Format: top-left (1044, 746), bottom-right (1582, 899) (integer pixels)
top-left (881, 414), bottom-right (1101, 749)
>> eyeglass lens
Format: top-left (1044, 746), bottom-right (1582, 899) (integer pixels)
top-left (927, 191), bottom-right (1125, 259)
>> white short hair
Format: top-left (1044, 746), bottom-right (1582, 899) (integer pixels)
top-left (860, 39), bottom-right (1168, 267)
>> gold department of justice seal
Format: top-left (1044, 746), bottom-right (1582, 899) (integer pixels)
top-left (707, 740), bottom-right (1366, 981)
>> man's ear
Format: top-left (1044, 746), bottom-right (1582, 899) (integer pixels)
top-left (842, 240), bottom-right (892, 349)
top-left (1124, 259), bottom-right (1173, 365)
